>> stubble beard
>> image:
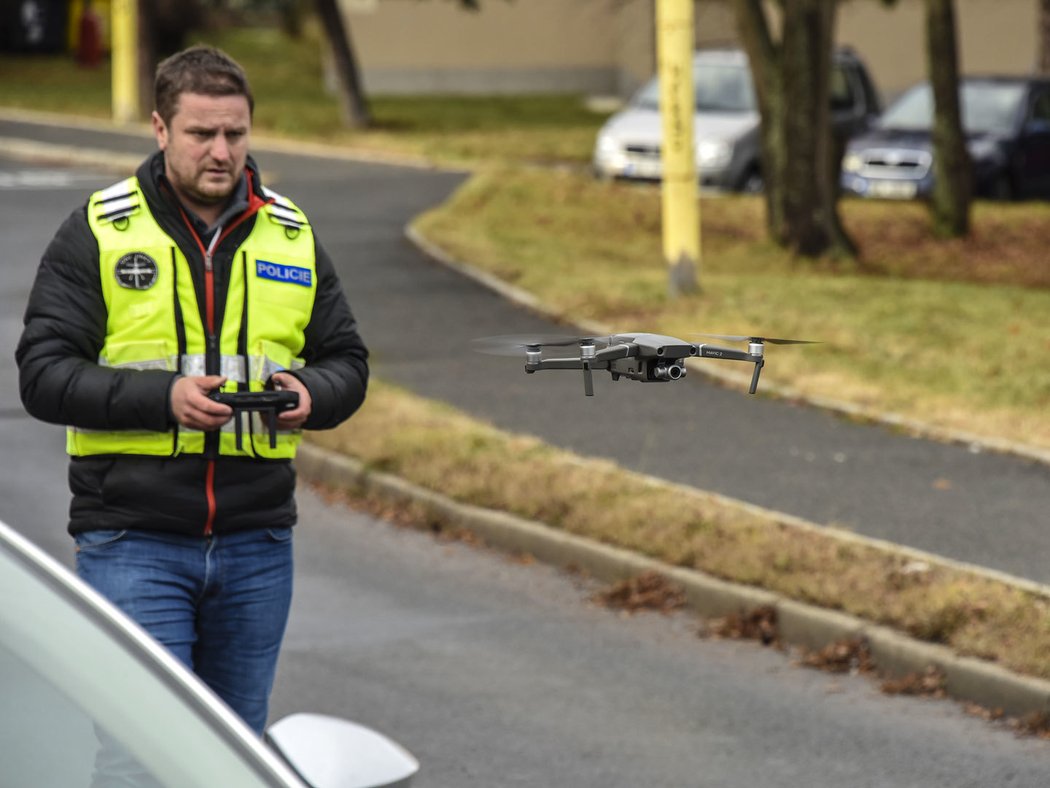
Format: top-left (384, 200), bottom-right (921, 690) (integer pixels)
top-left (173, 165), bottom-right (238, 213)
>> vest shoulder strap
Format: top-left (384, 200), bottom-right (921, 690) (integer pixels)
top-left (90, 176), bottom-right (142, 226)
top-left (262, 186), bottom-right (309, 230)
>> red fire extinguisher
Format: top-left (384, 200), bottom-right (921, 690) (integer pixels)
top-left (77, 1), bottom-right (103, 68)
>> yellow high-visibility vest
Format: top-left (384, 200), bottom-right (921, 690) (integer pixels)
top-left (69, 176), bottom-right (317, 459)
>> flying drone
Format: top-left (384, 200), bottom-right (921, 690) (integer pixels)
top-left (472, 332), bottom-right (817, 396)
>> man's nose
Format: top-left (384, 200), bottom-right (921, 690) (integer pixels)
top-left (210, 133), bottom-right (231, 162)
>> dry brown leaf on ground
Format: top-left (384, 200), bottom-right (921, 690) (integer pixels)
top-left (591, 571), bottom-right (687, 615)
top-left (798, 638), bottom-right (877, 675)
top-left (880, 665), bottom-right (947, 698)
top-left (704, 605), bottom-right (779, 646)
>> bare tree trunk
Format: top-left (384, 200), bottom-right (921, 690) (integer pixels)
top-left (734, 0), bottom-right (787, 243)
top-left (734, 0), bottom-right (855, 258)
top-left (925, 0), bottom-right (971, 237)
top-left (1040, 0), bottom-right (1050, 73)
top-left (809, 0), bottom-right (854, 257)
top-left (314, 0), bottom-right (372, 129)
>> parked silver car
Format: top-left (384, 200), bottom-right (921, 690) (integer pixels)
top-left (593, 47), bottom-right (881, 191)
top-left (0, 519), bottom-right (418, 788)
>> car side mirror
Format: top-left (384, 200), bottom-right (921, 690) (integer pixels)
top-left (266, 713), bottom-right (420, 788)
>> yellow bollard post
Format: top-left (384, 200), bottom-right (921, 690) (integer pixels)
top-left (111, 0), bottom-right (139, 124)
top-left (656, 0), bottom-right (700, 295)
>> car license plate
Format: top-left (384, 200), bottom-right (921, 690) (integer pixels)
top-left (626, 158), bottom-right (662, 179)
top-left (867, 179), bottom-right (918, 199)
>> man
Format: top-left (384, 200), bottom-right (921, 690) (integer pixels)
top-left (16, 45), bottom-right (369, 736)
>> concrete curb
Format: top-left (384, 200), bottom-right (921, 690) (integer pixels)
top-left (297, 442), bottom-right (1050, 720)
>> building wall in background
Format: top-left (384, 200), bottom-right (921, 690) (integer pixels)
top-left (340, 0), bottom-right (1037, 100)
top-left (838, 0), bottom-right (1038, 101)
top-left (343, 0), bottom-right (622, 95)
top-left (341, 0), bottom-right (735, 97)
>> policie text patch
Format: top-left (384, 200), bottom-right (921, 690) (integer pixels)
top-left (115, 252), bottom-right (159, 290)
top-left (256, 259), bottom-right (312, 287)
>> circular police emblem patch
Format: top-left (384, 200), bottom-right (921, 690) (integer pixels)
top-left (115, 252), bottom-right (158, 290)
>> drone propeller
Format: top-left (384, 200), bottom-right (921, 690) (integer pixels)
top-left (470, 333), bottom-right (613, 357)
top-left (693, 333), bottom-right (819, 346)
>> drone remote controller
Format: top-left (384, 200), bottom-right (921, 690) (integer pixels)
top-left (208, 390), bottom-right (299, 411)
top-left (208, 390), bottom-right (299, 449)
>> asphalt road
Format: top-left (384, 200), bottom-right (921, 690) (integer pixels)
top-left (273, 483), bottom-right (1050, 788)
top-left (4, 138), bottom-right (1050, 786)
top-left (1, 116), bottom-right (1048, 592)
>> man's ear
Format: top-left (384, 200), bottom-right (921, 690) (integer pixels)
top-left (151, 111), bottom-right (168, 150)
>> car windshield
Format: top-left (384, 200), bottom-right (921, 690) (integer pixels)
top-left (633, 62), bottom-right (756, 113)
top-left (878, 82), bottom-right (1026, 134)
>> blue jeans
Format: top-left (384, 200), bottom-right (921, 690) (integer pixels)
top-left (74, 527), bottom-right (294, 736)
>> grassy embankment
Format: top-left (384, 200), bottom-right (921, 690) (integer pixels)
top-left (6, 25), bottom-right (1050, 685)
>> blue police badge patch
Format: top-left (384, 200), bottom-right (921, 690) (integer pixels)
top-left (115, 252), bottom-right (158, 290)
top-left (256, 259), bottom-right (312, 287)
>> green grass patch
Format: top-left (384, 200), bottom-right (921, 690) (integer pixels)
top-left (309, 380), bottom-right (1050, 680)
top-left (0, 53), bottom-right (112, 118)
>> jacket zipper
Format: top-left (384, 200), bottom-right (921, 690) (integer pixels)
top-left (202, 230), bottom-right (222, 537)
top-left (175, 182), bottom-right (273, 536)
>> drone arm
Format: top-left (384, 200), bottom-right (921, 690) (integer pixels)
top-left (697, 344), bottom-right (752, 362)
top-left (527, 357), bottom-right (610, 371)
top-left (594, 344), bottom-right (636, 361)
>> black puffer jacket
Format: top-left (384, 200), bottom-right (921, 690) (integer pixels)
top-left (16, 152), bottom-right (369, 536)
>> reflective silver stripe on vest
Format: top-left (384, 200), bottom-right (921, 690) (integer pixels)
top-left (96, 194), bottom-right (140, 224)
top-left (261, 186), bottom-right (307, 229)
top-left (99, 353), bottom-right (297, 384)
top-left (248, 354), bottom-right (304, 382)
top-left (93, 180), bottom-right (141, 224)
top-left (179, 354), bottom-right (247, 382)
top-left (266, 204), bottom-right (305, 229)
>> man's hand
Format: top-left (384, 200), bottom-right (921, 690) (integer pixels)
top-left (170, 375), bottom-right (232, 430)
top-left (271, 372), bottom-right (312, 430)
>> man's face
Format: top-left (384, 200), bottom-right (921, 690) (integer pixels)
top-left (152, 92), bottom-right (251, 214)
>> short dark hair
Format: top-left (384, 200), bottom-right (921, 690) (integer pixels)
top-left (154, 45), bottom-right (254, 126)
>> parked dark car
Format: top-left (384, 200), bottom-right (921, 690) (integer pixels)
top-left (840, 76), bottom-right (1050, 200)
top-left (593, 47), bottom-right (881, 191)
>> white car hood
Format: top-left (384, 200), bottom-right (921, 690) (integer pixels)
top-left (601, 107), bottom-right (760, 145)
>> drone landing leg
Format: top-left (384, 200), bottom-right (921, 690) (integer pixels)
top-left (583, 363), bottom-right (594, 397)
top-left (749, 359), bottom-right (764, 394)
